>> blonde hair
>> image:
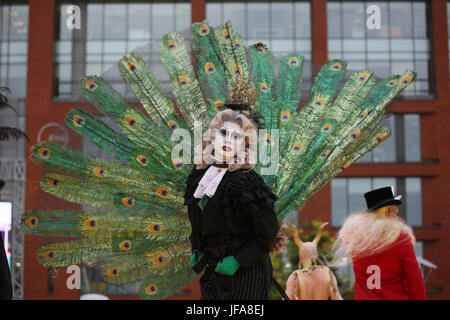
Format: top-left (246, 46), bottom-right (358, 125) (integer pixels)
top-left (331, 211), bottom-right (414, 266)
top-left (196, 109), bottom-right (257, 172)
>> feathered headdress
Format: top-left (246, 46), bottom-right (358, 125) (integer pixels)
top-left (224, 77), bottom-right (265, 129)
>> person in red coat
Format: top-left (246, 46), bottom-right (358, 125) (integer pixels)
top-left (335, 186), bottom-right (427, 300)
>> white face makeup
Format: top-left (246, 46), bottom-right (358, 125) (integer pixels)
top-left (211, 121), bottom-right (245, 163)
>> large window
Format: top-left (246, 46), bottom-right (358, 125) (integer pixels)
top-left (448, 1), bottom-right (450, 76)
top-left (327, 1), bottom-right (432, 98)
top-left (207, 1), bottom-right (311, 59)
top-left (0, 1), bottom-right (28, 159)
top-left (331, 176), bottom-right (423, 227)
top-left (206, 1), bottom-right (312, 98)
top-left (0, 1), bottom-right (28, 99)
top-left (54, 0), bottom-right (191, 99)
top-left (357, 113), bottom-right (421, 163)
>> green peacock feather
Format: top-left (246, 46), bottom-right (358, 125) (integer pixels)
top-left (191, 20), bottom-right (228, 117)
top-left (21, 19), bottom-right (416, 299)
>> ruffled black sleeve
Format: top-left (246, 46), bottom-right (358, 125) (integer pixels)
top-left (225, 170), bottom-right (279, 269)
top-left (183, 166), bottom-right (207, 206)
top-left (184, 166), bottom-right (207, 253)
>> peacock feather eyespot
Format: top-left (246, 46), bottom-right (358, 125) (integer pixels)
top-left (178, 76), bottom-right (188, 87)
top-left (146, 284), bottom-right (158, 295)
top-left (321, 123), bottom-right (333, 133)
top-left (95, 167), bottom-right (107, 177)
top-left (25, 217), bottom-right (38, 227)
top-left (154, 255), bottom-right (166, 266)
top-left (233, 65), bottom-right (242, 75)
top-left (205, 62), bottom-right (215, 74)
top-left (149, 223), bottom-right (161, 233)
top-left (73, 116), bottom-right (85, 127)
top-left (85, 81), bottom-right (97, 92)
top-left (387, 79), bottom-right (397, 87)
top-left (358, 112), bottom-right (367, 119)
top-left (330, 63), bottom-right (342, 71)
top-left (108, 267), bottom-right (119, 277)
top-left (127, 62), bottom-right (137, 73)
top-left (119, 240), bottom-right (132, 251)
top-left (400, 76), bottom-right (411, 87)
top-left (313, 98), bottom-right (324, 107)
top-left (256, 45), bottom-right (265, 53)
top-left (173, 159), bottom-right (184, 170)
top-left (137, 155), bottom-right (149, 167)
top-left (167, 120), bottom-right (179, 132)
top-left (38, 148), bottom-right (51, 159)
top-left (157, 188), bottom-right (169, 198)
top-left (45, 250), bottom-right (56, 260)
top-left (249, 105), bottom-right (255, 113)
top-left (349, 130), bottom-right (360, 141)
top-left (235, 40), bottom-right (241, 49)
top-left (85, 219), bottom-right (98, 229)
top-left (126, 116), bottom-right (137, 128)
top-left (215, 101), bottom-right (225, 112)
top-left (223, 30), bottom-right (231, 40)
top-left (339, 163), bottom-right (349, 172)
top-left (320, 150), bottom-right (330, 158)
top-left (358, 74), bottom-right (368, 83)
top-left (289, 57), bottom-right (298, 66)
top-left (281, 111), bottom-right (290, 121)
top-left (122, 196), bottom-right (136, 207)
top-left (260, 83), bottom-right (268, 92)
top-left (199, 24), bottom-right (209, 36)
top-left (292, 143), bottom-right (302, 152)
top-left (374, 135), bottom-right (386, 143)
top-left (48, 178), bottom-right (59, 187)
top-left (264, 135), bottom-right (271, 145)
top-left (167, 40), bottom-right (176, 51)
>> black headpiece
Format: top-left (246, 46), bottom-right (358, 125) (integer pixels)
top-left (223, 77), bottom-right (265, 129)
top-left (364, 186), bottom-right (402, 211)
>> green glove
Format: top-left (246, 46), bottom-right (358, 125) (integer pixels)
top-left (197, 194), bottom-right (209, 212)
top-left (215, 256), bottom-right (240, 276)
top-left (189, 251), bottom-right (204, 267)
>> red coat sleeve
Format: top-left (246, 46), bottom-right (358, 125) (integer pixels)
top-left (399, 234), bottom-right (427, 300)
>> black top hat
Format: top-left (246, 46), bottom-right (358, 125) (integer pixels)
top-left (364, 186), bottom-right (402, 211)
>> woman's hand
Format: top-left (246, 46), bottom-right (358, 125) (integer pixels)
top-left (215, 256), bottom-right (240, 276)
top-left (189, 251), bottom-right (204, 267)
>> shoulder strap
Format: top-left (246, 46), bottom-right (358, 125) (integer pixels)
top-left (295, 270), bottom-right (308, 300)
top-left (322, 267), bottom-right (331, 299)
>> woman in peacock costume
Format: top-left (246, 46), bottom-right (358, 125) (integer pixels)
top-left (21, 20), bottom-right (415, 300)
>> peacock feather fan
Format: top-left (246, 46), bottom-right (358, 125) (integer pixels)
top-left (21, 19), bottom-right (416, 299)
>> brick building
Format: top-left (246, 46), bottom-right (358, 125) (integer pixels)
top-left (0, 0), bottom-right (448, 299)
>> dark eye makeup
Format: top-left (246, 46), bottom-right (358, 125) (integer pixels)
top-left (217, 127), bottom-right (244, 140)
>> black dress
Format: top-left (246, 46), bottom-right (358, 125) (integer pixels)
top-left (183, 165), bottom-right (279, 300)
